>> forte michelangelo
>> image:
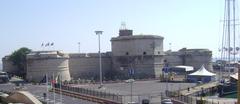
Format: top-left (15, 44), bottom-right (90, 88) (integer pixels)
top-left (2, 28), bottom-right (212, 82)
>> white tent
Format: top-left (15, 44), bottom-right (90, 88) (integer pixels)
top-left (189, 65), bottom-right (216, 76)
top-left (174, 65), bottom-right (194, 72)
top-left (230, 73), bottom-right (238, 80)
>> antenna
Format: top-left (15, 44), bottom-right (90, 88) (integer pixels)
top-left (120, 21), bottom-right (127, 30)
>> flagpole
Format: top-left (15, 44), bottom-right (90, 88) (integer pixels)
top-left (53, 73), bottom-right (55, 104)
top-left (46, 74), bottom-right (49, 104)
top-left (41, 43), bottom-right (44, 51)
top-left (60, 74), bottom-right (62, 104)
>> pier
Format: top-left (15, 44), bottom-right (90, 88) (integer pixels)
top-left (180, 81), bottom-right (218, 96)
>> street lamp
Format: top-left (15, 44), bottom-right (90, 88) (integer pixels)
top-left (95, 30), bottom-right (103, 88)
top-left (78, 42), bottom-right (81, 53)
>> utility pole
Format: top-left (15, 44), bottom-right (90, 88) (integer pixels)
top-left (78, 42), bottom-right (81, 53)
top-left (95, 30), bottom-right (103, 88)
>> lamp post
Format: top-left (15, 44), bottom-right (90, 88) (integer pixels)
top-left (95, 30), bottom-right (103, 88)
top-left (78, 42), bottom-right (81, 53)
top-left (163, 60), bottom-right (169, 95)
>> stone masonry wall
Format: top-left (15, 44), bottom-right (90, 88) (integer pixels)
top-left (68, 53), bottom-right (112, 80)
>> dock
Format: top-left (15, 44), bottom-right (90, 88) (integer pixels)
top-left (179, 81), bottom-right (218, 96)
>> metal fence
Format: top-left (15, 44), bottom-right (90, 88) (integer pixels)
top-left (166, 90), bottom-right (237, 104)
top-left (172, 95), bottom-right (231, 104)
top-left (54, 84), bottom-right (122, 103)
top-left (121, 93), bottom-right (163, 104)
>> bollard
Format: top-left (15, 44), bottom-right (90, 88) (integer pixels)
top-left (109, 93), bottom-right (115, 100)
top-left (191, 97), bottom-right (193, 104)
top-left (116, 93), bottom-right (119, 102)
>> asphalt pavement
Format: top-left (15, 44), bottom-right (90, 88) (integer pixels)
top-left (0, 78), bottom-right (97, 104)
top-left (72, 80), bottom-right (196, 103)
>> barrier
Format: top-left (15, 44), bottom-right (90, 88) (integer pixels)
top-left (51, 88), bottom-right (121, 104)
top-left (52, 84), bottom-right (122, 104)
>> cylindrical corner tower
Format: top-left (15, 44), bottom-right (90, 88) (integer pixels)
top-left (26, 51), bottom-right (71, 82)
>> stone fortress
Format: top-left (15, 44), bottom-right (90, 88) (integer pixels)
top-left (26, 51), bottom-right (71, 82)
top-left (2, 28), bottom-right (212, 82)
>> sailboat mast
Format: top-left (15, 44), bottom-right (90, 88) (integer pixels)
top-left (233, 0), bottom-right (236, 62)
top-left (227, 0), bottom-right (231, 77)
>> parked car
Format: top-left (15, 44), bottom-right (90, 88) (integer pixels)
top-left (0, 72), bottom-right (9, 83)
top-left (127, 102), bottom-right (138, 104)
top-left (125, 79), bottom-right (135, 83)
top-left (161, 99), bottom-right (173, 104)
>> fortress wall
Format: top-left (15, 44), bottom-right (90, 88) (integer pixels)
top-left (26, 51), bottom-right (71, 82)
top-left (164, 54), bottom-right (183, 66)
top-left (112, 55), bottom-right (164, 78)
top-left (69, 53), bottom-right (112, 79)
top-left (185, 54), bottom-right (212, 71)
top-left (165, 49), bottom-right (213, 71)
top-left (154, 56), bottom-right (165, 78)
top-left (111, 35), bottom-right (164, 56)
top-left (111, 34), bottom-right (164, 79)
top-left (2, 57), bottom-right (18, 74)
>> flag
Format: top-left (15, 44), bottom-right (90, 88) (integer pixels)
top-left (45, 43), bottom-right (50, 47)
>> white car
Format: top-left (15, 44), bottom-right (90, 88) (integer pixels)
top-left (161, 99), bottom-right (173, 104)
top-left (125, 79), bottom-right (135, 83)
top-left (127, 102), bottom-right (138, 104)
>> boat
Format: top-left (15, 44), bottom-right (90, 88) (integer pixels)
top-left (218, 73), bottom-right (237, 97)
top-left (217, 0), bottom-right (238, 97)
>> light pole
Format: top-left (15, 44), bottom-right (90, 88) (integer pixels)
top-left (78, 42), bottom-right (81, 53)
top-left (95, 30), bottom-right (103, 88)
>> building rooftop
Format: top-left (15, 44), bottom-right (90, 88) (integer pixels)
top-left (111, 35), bottom-right (164, 41)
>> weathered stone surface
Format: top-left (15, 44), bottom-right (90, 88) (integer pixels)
top-left (26, 51), bottom-right (71, 82)
top-left (68, 53), bottom-right (112, 79)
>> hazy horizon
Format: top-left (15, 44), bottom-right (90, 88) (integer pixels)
top-left (0, 0), bottom-right (239, 59)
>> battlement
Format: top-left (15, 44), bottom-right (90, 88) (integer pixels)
top-left (166, 48), bottom-right (212, 56)
top-left (69, 52), bottom-right (112, 58)
top-left (27, 51), bottom-right (69, 59)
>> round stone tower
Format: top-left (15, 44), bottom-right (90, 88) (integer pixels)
top-left (26, 51), bottom-right (71, 82)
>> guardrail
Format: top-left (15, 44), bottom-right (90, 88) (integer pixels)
top-left (51, 88), bottom-right (122, 104)
top-left (53, 84), bottom-right (122, 104)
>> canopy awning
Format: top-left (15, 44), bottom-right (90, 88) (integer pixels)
top-left (230, 73), bottom-right (238, 80)
top-left (188, 65), bottom-right (216, 76)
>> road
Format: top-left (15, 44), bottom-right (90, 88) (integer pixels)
top-left (0, 79), bottom-right (97, 104)
top-left (71, 80), bottom-right (196, 103)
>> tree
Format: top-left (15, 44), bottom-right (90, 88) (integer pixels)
top-left (9, 47), bottom-right (31, 78)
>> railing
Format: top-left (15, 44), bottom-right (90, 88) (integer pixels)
top-left (167, 90), bottom-right (237, 104)
top-left (54, 84), bottom-right (122, 103)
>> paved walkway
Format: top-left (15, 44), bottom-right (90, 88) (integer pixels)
top-left (180, 81), bottom-right (218, 96)
top-left (205, 97), bottom-right (237, 104)
top-left (178, 81), bottom-right (237, 104)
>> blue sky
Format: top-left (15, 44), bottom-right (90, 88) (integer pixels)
top-left (0, 0), bottom-right (235, 60)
